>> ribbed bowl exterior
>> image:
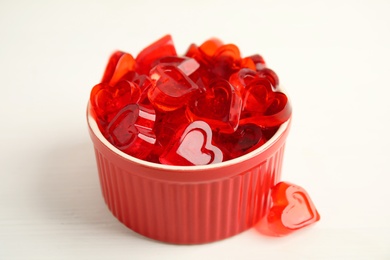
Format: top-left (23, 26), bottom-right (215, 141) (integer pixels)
top-left (88, 107), bottom-right (291, 244)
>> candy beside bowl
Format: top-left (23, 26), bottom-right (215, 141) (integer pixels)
top-left (87, 35), bottom-right (319, 244)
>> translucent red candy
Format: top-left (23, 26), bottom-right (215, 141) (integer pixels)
top-left (230, 68), bottom-right (292, 128)
top-left (267, 182), bottom-right (320, 236)
top-left (148, 64), bottom-right (200, 111)
top-left (214, 123), bottom-right (267, 160)
top-left (187, 78), bottom-right (242, 133)
top-left (135, 35), bottom-right (177, 75)
top-left (160, 121), bottom-right (223, 166)
top-left (90, 80), bottom-right (141, 126)
top-left (101, 51), bottom-right (136, 87)
top-left (89, 36), bottom-right (319, 236)
top-left (90, 35), bottom-right (292, 165)
top-left (106, 104), bottom-right (156, 159)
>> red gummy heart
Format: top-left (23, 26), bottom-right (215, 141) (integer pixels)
top-left (90, 81), bottom-right (141, 124)
top-left (214, 123), bottom-right (267, 160)
top-left (185, 38), bottom-right (224, 65)
top-left (199, 38), bottom-right (224, 58)
top-left (101, 51), bottom-right (136, 87)
top-left (211, 44), bottom-right (242, 79)
top-left (240, 57), bottom-right (256, 71)
top-left (148, 64), bottom-right (200, 111)
top-left (229, 68), bottom-right (259, 95)
top-left (241, 91), bottom-right (292, 128)
top-left (106, 104), bottom-right (156, 159)
top-left (154, 107), bottom-right (191, 147)
top-left (135, 34), bottom-right (177, 75)
top-left (187, 78), bottom-right (242, 133)
top-left (129, 74), bottom-right (153, 108)
top-left (185, 40), bottom-right (242, 82)
top-left (257, 67), bottom-right (280, 90)
top-left (231, 68), bottom-right (291, 128)
top-left (242, 77), bottom-right (273, 114)
top-left (247, 54), bottom-right (266, 71)
top-left (159, 121), bottom-right (223, 166)
top-left (267, 182), bottom-right (320, 236)
top-left (151, 56), bottom-right (200, 77)
top-left (184, 40), bottom-right (227, 91)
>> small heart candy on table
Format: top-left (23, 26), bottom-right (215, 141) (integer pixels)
top-left (159, 121), bottom-right (223, 166)
top-left (266, 182), bottom-right (320, 236)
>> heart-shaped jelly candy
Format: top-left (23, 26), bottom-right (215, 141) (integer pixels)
top-left (240, 57), bottom-right (256, 71)
top-left (214, 123), bottom-right (267, 160)
top-left (247, 54), bottom-right (266, 71)
top-left (184, 38), bottom-right (224, 66)
top-left (101, 51), bottom-right (136, 87)
top-left (106, 104), bottom-right (156, 159)
top-left (241, 91), bottom-right (292, 128)
top-left (242, 77), bottom-right (273, 114)
top-left (211, 44), bottom-right (242, 79)
top-left (257, 67), bottom-right (280, 90)
top-left (151, 56), bottom-right (200, 77)
top-left (90, 81), bottom-right (141, 124)
top-left (187, 78), bottom-right (242, 133)
top-left (154, 107), bottom-right (191, 147)
top-left (233, 69), bottom-right (291, 128)
top-left (135, 34), bottom-right (177, 75)
top-left (229, 68), bottom-right (259, 95)
top-left (148, 64), bottom-right (200, 111)
top-left (267, 182), bottom-right (320, 236)
top-left (159, 121), bottom-right (223, 166)
top-left (199, 38), bottom-right (224, 58)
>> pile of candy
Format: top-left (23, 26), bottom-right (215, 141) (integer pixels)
top-left (90, 35), bottom-right (291, 165)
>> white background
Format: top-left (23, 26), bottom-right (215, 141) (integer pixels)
top-left (1, 0), bottom-right (390, 259)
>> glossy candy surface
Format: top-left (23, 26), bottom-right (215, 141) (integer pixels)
top-left (214, 123), bottom-right (267, 160)
top-left (187, 78), bottom-right (242, 133)
top-left (106, 104), bottom-right (156, 159)
top-left (88, 36), bottom-right (320, 238)
top-left (148, 64), bottom-right (200, 111)
top-left (90, 35), bottom-right (292, 165)
top-left (159, 121), bottom-right (223, 166)
top-left (267, 182), bottom-right (320, 236)
top-left (101, 51), bottom-right (136, 86)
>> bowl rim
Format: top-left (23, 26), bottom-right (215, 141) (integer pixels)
top-left (87, 102), bottom-right (291, 172)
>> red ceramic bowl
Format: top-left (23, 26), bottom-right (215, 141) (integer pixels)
top-left (87, 103), bottom-right (291, 244)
